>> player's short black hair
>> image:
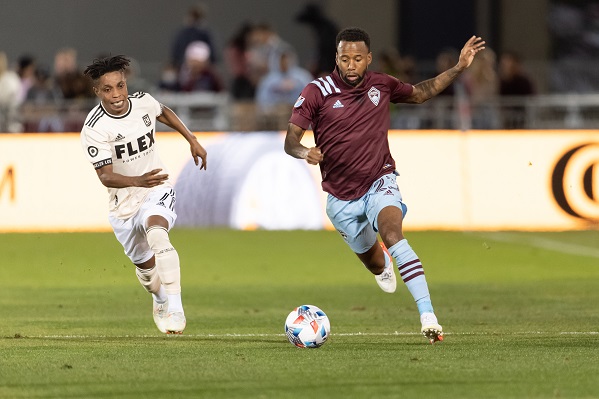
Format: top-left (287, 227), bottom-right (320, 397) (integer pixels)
top-left (336, 27), bottom-right (370, 51)
top-left (83, 55), bottom-right (130, 83)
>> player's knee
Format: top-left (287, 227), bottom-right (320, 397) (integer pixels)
top-left (146, 226), bottom-right (174, 255)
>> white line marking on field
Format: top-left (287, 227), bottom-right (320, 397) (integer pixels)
top-left (16, 331), bottom-right (599, 339)
top-left (472, 232), bottom-right (599, 259)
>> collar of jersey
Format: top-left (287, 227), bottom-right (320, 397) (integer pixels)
top-left (101, 98), bottom-right (132, 119)
top-left (333, 67), bottom-right (370, 91)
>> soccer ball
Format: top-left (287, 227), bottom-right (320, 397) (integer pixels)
top-left (284, 305), bottom-right (330, 348)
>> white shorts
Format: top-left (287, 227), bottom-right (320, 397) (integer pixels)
top-left (325, 172), bottom-right (407, 254)
top-left (109, 187), bottom-right (177, 264)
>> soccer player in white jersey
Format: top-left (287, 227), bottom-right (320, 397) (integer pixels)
top-left (286, 28), bottom-right (485, 343)
top-left (80, 55), bottom-right (207, 334)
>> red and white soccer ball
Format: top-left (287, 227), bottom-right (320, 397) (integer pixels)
top-left (284, 305), bottom-right (331, 348)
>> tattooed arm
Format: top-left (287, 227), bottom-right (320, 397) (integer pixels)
top-left (406, 36), bottom-right (485, 104)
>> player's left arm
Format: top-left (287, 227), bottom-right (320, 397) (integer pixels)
top-left (405, 36), bottom-right (485, 104)
top-left (157, 104), bottom-right (207, 170)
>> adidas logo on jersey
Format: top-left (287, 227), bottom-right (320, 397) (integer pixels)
top-left (333, 100), bottom-right (344, 108)
top-left (115, 134), bottom-right (125, 141)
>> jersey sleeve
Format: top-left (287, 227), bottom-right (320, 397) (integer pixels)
top-left (388, 75), bottom-right (414, 103)
top-left (81, 126), bottom-right (113, 169)
top-left (289, 83), bottom-right (322, 130)
top-left (140, 92), bottom-right (163, 118)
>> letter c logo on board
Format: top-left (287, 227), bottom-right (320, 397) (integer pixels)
top-left (552, 143), bottom-right (599, 221)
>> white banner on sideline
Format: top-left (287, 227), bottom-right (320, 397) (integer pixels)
top-left (0, 130), bottom-right (597, 232)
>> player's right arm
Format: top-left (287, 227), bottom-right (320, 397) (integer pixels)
top-left (95, 164), bottom-right (168, 188)
top-left (284, 123), bottom-right (323, 165)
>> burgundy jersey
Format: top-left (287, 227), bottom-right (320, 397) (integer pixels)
top-left (290, 68), bottom-right (413, 200)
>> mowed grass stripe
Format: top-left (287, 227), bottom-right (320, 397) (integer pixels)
top-left (472, 231), bottom-right (599, 259)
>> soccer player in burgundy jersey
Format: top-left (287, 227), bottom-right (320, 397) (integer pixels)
top-left (285, 27), bottom-right (485, 344)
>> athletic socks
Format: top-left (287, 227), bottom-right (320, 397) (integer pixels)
top-left (167, 294), bottom-right (184, 313)
top-left (152, 285), bottom-right (168, 304)
top-left (388, 239), bottom-right (434, 315)
top-left (136, 266), bottom-right (168, 303)
top-left (146, 226), bottom-right (182, 295)
top-left (146, 226), bottom-right (184, 314)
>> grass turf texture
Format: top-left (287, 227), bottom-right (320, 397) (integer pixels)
top-left (1, 230), bottom-right (598, 398)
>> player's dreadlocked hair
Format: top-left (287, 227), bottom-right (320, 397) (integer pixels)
top-left (83, 55), bottom-right (130, 83)
top-left (336, 27), bottom-right (371, 51)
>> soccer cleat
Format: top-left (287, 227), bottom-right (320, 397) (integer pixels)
top-left (374, 242), bottom-right (397, 293)
top-left (165, 311), bottom-right (186, 334)
top-left (420, 312), bottom-right (444, 344)
top-left (152, 299), bottom-right (169, 334)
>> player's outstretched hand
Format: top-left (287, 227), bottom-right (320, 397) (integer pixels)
top-left (190, 140), bottom-right (207, 170)
top-left (138, 168), bottom-right (169, 187)
top-left (457, 36), bottom-right (486, 71)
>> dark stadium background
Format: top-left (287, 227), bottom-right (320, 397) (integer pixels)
top-left (1, 0), bottom-right (549, 90)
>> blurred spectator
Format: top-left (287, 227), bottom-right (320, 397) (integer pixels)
top-left (178, 41), bottom-right (224, 92)
top-left (0, 52), bottom-right (23, 133)
top-left (16, 54), bottom-right (36, 103)
top-left (378, 47), bottom-right (419, 128)
top-left (246, 23), bottom-right (295, 89)
top-left (378, 47), bottom-right (417, 83)
top-left (53, 47), bottom-right (94, 99)
top-left (21, 65), bottom-right (65, 132)
top-left (435, 47), bottom-right (460, 97)
top-left (499, 51), bottom-right (535, 129)
top-left (295, 2), bottom-right (339, 77)
top-left (170, 3), bottom-right (216, 70)
top-left (158, 63), bottom-right (180, 92)
top-left (255, 48), bottom-right (312, 118)
top-left (224, 22), bottom-right (256, 100)
top-left (428, 47), bottom-right (466, 129)
top-left (124, 57), bottom-right (152, 93)
top-left (464, 47), bottom-right (500, 129)
top-left (499, 51), bottom-right (535, 96)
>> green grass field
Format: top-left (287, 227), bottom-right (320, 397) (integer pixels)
top-left (1, 229), bottom-right (598, 398)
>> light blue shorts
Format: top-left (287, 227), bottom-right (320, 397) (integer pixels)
top-left (325, 172), bottom-right (407, 254)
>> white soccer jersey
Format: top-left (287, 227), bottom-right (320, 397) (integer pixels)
top-left (80, 92), bottom-right (171, 219)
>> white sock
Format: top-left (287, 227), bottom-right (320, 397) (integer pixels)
top-left (167, 293), bottom-right (184, 313)
top-left (146, 226), bottom-right (181, 295)
top-left (152, 285), bottom-right (168, 304)
top-left (135, 266), bottom-right (162, 294)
